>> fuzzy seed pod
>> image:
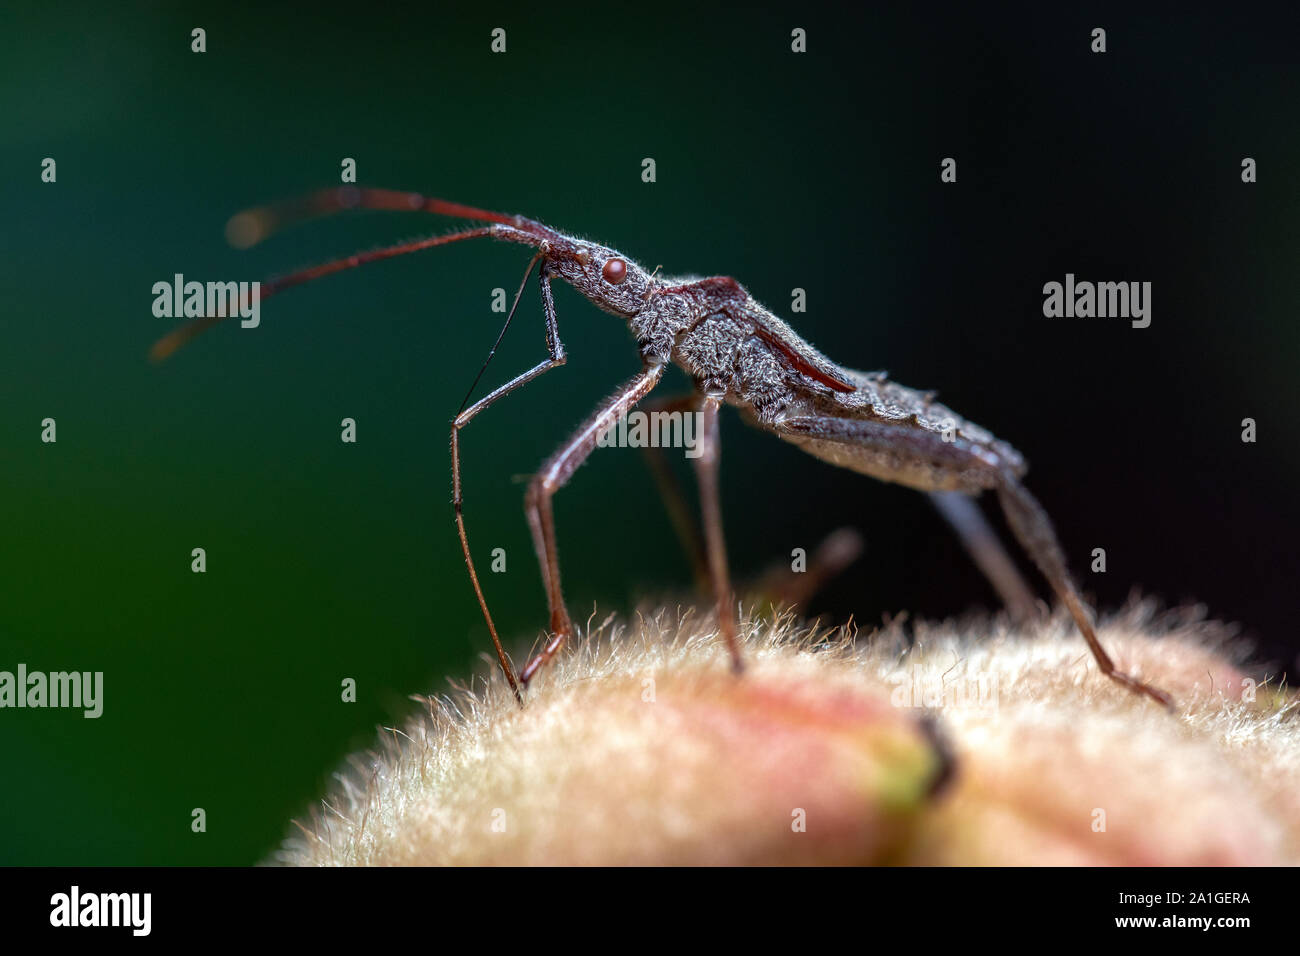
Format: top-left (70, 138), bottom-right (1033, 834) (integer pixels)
top-left (276, 602), bottom-right (1298, 866)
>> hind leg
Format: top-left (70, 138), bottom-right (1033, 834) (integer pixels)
top-left (929, 491), bottom-right (1038, 622)
top-left (995, 475), bottom-right (1172, 708)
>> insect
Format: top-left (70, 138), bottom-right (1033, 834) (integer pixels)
top-left (151, 186), bottom-right (1173, 709)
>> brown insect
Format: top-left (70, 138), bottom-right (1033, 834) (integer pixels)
top-left (151, 187), bottom-right (1173, 709)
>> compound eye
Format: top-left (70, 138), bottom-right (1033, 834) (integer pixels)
top-left (601, 257), bottom-right (627, 285)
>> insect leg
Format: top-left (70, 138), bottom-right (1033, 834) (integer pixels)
top-left (451, 259), bottom-right (565, 703)
top-left (692, 394), bottom-right (744, 674)
top-left (929, 491), bottom-right (1038, 622)
top-left (519, 362), bottom-right (667, 685)
top-left (995, 476), bottom-right (1173, 708)
top-left (773, 415), bottom-right (1173, 708)
top-left (638, 394), bottom-right (711, 593)
top-left (642, 397), bottom-right (862, 615)
top-left (752, 526), bottom-right (864, 609)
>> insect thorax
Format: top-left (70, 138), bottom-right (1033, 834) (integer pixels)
top-left (631, 292), bottom-right (802, 417)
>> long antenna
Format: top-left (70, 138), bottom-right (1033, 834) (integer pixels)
top-left (224, 187), bottom-right (526, 249)
top-left (149, 226), bottom-right (497, 361)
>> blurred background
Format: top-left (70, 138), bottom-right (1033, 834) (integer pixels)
top-left (1, 3), bottom-right (1297, 864)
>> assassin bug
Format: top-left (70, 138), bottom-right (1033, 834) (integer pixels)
top-left (151, 186), bottom-right (1173, 709)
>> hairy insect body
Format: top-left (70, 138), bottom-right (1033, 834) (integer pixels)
top-left (153, 188), bottom-right (1173, 708)
top-left (778, 371), bottom-right (1028, 494)
top-left (634, 274), bottom-right (1026, 495)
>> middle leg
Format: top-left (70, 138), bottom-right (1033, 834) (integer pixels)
top-left (692, 393), bottom-right (744, 674)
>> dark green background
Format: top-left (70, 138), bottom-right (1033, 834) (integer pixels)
top-left (2, 3), bottom-right (1297, 864)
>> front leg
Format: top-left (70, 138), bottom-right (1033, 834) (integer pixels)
top-left (519, 362), bottom-right (666, 685)
top-left (452, 258), bottom-right (564, 703)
